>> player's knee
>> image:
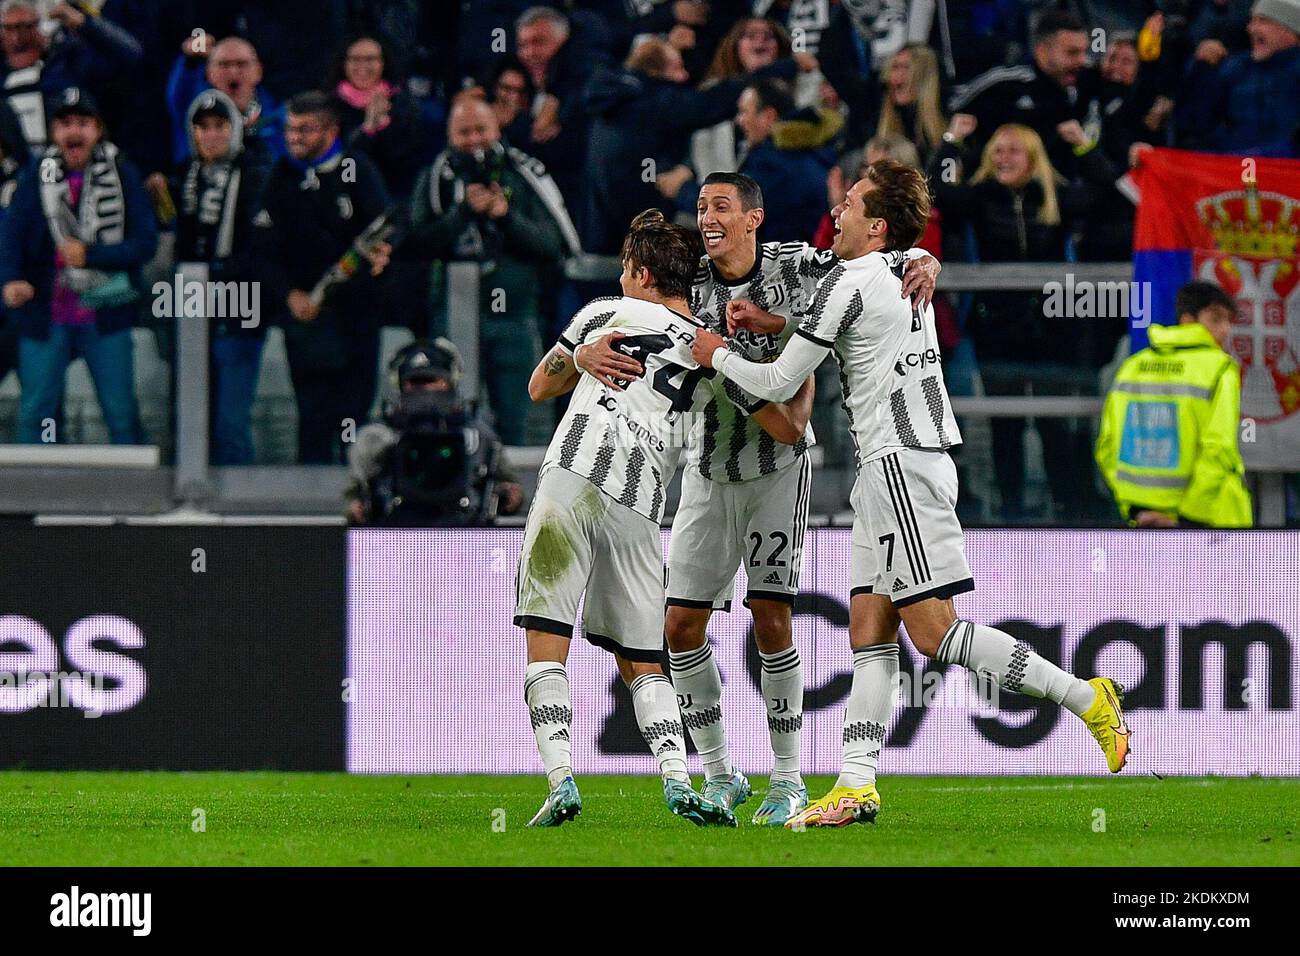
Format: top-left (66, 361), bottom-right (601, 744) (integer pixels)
top-left (749, 600), bottom-right (793, 654)
top-left (664, 608), bottom-right (709, 652)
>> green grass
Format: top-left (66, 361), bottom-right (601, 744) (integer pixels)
top-left (1, 772), bottom-right (1296, 866)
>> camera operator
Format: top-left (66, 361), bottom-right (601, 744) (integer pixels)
top-left (345, 338), bottom-right (524, 526)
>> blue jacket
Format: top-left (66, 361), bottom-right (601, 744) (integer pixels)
top-left (165, 54), bottom-right (285, 166)
top-left (1178, 47), bottom-right (1300, 158)
top-left (0, 149), bottom-right (157, 339)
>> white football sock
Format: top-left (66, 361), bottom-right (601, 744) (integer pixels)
top-left (668, 643), bottom-right (729, 780)
top-left (524, 661), bottom-right (572, 790)
top-left (836, 643), bottom-right (898, 789)
top-left (759, 646), bottom-right (803, 784)
top-left (936, 620), bottom-right (1095, 715)
top-left (630, 672), bottom-right (689, 781)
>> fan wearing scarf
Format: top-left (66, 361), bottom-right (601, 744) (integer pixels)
top-left (165, 88), bottom-right (272, 466)
top-left (0, 86), bottom-right (156, 444)
top-left (406, 95), bottom-right (579, 446)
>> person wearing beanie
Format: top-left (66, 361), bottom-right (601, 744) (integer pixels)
top-left (1178, 0), bottom-right (1300, 156)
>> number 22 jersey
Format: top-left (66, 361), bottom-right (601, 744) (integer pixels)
top-left (548, 296), bottom-right (720, 522)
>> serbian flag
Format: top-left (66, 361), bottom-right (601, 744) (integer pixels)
top-left (1131, 148), bottom-right (1300, 469)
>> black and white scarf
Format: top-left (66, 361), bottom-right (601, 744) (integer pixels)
top-left (178, 157), bottom-right (241, 260)
top-left (38, 140), bottom-right (126, 294)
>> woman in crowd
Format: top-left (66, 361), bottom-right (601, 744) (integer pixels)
top-left (929, 120), bottom-right (1100, 522)
top-left (332, 33), bottom-right (431, 199)
top-left (876, 43), bottom-right (947, 166)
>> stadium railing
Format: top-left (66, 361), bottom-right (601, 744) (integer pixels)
top-left (0, 259), bottom-right (1288, 525)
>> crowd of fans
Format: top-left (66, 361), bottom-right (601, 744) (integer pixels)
top-left (0, 0), bottom-right (1295, 516)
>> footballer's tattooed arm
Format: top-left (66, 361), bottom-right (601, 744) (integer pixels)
top-left (750, 375), bottom-right (815, 445)
top-left (900, 254), bottom-right (941, 309)
top-left (528, 346), bottom-right (580, 401)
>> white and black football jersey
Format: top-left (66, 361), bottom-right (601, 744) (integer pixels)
top-left (685, 241), bottom-right (834, 482)
top-left (798, 249), bottom-right (961, 465)
top-left (547, 296), bottom-right (717, 521)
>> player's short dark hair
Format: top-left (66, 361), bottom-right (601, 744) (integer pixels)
top-left (1033, 10), bottom-right (1087, 46)
top-left (286, 90), bottom-right (340, 129)
top-left (700, 171), bottom-right (764, 211)
top-left (745, 77), bottom-right (795, 119)
top-left (861, 158), bottom-right (931, 252)
top-left (621, 209), bottom-right (703, 301)
top-left (1175, 281), bottom-right (1235, 320)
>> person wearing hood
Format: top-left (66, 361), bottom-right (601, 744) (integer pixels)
top-left (0, 87), bottom-right (155, 445)
top-left (1095, 282), bottom-right (1252, 528)
top-left (582, 37), bottom-right (798, 255)
top-left (661, 76), bottom-right (841, 244)
top-left (165, 34), bottom-right (285, 167)
top-left (164, 88), bottom-right (272, 466)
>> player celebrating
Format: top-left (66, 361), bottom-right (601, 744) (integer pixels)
top-left (515, 210), bottom-right (810, 828)
top-left (577, 172), bottom-right (939, 826)
top-left (692, 160), bottom-right (1131, 828)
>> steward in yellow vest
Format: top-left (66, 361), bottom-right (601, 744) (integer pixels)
top-left (1095, 282), bottom-right (1252, 528)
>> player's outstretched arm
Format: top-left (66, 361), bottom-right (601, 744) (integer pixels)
top-left (691, 328), bottom-right (827, 403)
top-left (528, 345), bottom-right (579, 401)
top-left (751, 375), bottom-right (815, 445)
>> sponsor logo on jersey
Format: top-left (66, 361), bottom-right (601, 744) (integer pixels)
top-left (894, 348), bottom-right (942, 376)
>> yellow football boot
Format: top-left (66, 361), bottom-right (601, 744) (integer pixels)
top-left (1082, 677), bottom-right (1131, 772)
top-left (784, 784), bottom-right (880, 828)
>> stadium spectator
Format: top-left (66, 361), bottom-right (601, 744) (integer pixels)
top-left (583, 37), bottom-right (796, 254)
top-left (923, 0), bottom-right (1031, 85)
top-left (406, 95), bottom-right (579, 446)
top-left (664, 77), bottom-right (840, 244)
top-left (948, 10), bottom-right (1102, 179)
top-left (1095, 281), bottom-right (1252, 528)
top-left (235, 0), bottom-right (349, 101)
top-left (481, 55), bottom-right (537, 152)
top-left (689, 17), bottom-right (800, 180)
top-left (874, 43), bottom-right (948, 165)
top-left (252, 91), bottom-right (392, 465)
top-left (1177, 0), bottom-right (1300, 157)
top-left (163, 90), bottom-right (272, 466)
top-left (929, 120), bottom-right (1101, 522)
top-left (513, 6), bottom-right (605, 215)
top-left (0, 88), bottom-right (155, 445)
top-left (331, 34), bottom-right (432, 199)
top-left (166, 35), bottom-right (285, 167)
top-left (0, 0), bottom-right (142, 151)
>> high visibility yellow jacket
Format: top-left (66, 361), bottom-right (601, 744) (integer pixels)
top-left (1095, 322), bottom-right (1252, 527)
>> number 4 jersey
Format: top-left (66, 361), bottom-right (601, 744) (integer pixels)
top-left (549, 296), bottom-right (722, 522)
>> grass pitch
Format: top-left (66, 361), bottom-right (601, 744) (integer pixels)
top-left (1, 772), bottom-right (1296, 866)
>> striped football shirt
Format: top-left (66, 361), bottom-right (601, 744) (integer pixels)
top-left (547, 296), bottom-right (718, 521)
top-left (685, 241), bottom-right (833, 482)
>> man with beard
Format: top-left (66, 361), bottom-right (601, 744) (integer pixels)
top-left (253, 90), bottom-right (391, 465)
top-left (577, 171), bottom-right (939, 825)
top-left (0, 86), bottom-right (155, 444)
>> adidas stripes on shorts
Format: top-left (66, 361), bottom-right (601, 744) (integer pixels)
top-left (666, 453), bottom-right (812, 609)
top-left (850, 447), bottom-right (974, 607)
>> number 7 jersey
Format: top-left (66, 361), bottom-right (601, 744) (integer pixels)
top-left (548, 296), bottom-right (719, 522)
